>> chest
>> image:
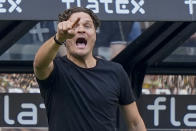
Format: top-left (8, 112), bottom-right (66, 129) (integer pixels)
top-left (58, 68), bottom-right (120, 107)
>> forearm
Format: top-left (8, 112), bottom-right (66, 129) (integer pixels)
top-left (34, 36), bottom-right (61, 69)
top-left (128, 125), bottom-right (146, 131)
top-left (127, 119), bottom-right (146, 131)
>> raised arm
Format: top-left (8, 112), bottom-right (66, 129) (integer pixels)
top-left (33, 18), bottom-right (80, 80)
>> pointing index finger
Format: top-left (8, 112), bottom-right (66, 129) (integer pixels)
top-left (71, 18), bottom-right (80, 28)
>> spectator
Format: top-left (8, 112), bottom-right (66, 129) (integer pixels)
top-left (128, 22), bottom-right (142, 43)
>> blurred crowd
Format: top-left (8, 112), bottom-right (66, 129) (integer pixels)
top-left (143, 75), bottom-right (196, 95)
top-left (0, 73), bottom-right (39, 93)
top-left (0, 73), bottom-right (196, 95)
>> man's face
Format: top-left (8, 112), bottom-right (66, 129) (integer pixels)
top-left (66, 12), bottom-right (96, 58)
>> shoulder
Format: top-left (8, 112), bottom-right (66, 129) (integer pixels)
top-left (97, 58), bottom-right (123, 71)
top-left (53, 56), bottom-right (70, 66)
top-left (54, 56), bottom-right (64, 63)
top-left (51, 56), bottom-right (71, 74)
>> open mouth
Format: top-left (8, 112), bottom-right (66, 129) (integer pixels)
top-left (76, 37), bottom-right (87, 49)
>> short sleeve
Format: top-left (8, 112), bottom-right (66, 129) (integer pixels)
top-left (35, 58), bottom-right (59, 107)
top-left (118, 65), bottom-right (136, 105)
top-left (36, 59), bottom-right (58, 89)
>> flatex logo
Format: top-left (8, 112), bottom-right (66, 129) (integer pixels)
top-left (131, 0), bottom-right (145, 14)
top-left (3, 95), bottom-right (45, 125)
top-left (0, 0), bottom-right (22, 13)
top-left (147, 96), bottom-right (196, 127)
top-left (61, 0), bottom-right (145, 15)
top-left (184, 0), bottom-right (196, 15)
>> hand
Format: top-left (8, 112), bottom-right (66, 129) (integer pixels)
top-left (56, 18), bottom-right (80, 42)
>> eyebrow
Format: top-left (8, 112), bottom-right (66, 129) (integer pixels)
top-left (84, 20), bottom-right (93, 23)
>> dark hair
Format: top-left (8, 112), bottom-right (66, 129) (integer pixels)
top-left (58, 7), bottom-right (100, 29)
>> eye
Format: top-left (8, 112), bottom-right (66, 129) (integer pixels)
top-left (84, 24), bottom-right (91, 28)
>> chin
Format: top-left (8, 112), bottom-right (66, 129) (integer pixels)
top-left (72, 52), bottom-right (90, 58)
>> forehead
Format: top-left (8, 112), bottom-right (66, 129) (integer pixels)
top-left (69, 12), bottom-right (93, 23)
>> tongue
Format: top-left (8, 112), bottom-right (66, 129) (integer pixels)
top-left (76, 43), bottom-right (86, 48)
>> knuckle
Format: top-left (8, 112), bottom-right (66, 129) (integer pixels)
top-left (57, 23), bottom-right (63, 30)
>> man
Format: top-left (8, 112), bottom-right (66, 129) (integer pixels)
top-left (58, 21), bottom-right (133, 60)
top-left (34, 7), bottom-right (146, 131)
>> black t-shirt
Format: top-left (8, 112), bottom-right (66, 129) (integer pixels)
top-left (37, 56), bottom-right (135, 131)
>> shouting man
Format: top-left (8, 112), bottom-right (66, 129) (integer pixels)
top-left (34, 7), bottom-right (146, 131)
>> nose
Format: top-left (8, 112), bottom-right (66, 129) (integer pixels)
top-left (76, 26), bottom-right (85, 33)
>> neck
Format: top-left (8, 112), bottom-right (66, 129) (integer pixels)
top-left (66, 54), bottom-right (97, 68)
